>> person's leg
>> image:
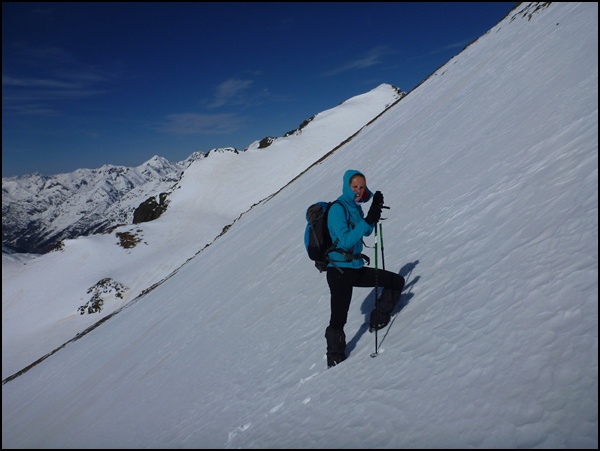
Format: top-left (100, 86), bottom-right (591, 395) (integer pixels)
top-left (324, 326), bottom-right (346, 368)
top-left (325, 268), bottom-right (354, 367)
top-left (353, 267), bottom-right (405, 330)
top-left (376, 269), bottom-right (405, 313)
top-left (327, 267), bottom-right (355, 329)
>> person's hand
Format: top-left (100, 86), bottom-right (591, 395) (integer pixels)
top-left (372, 191), bottom-right (384, 207)
top-left (365, 202), bottom-right (382, 225)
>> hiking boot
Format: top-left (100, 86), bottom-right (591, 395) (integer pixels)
top-left (369, 309), bottom-right (390, 332)
top-left (325, 326), bottom-right (346, 368)
top-left (327, 353), bottom-right (346, 368)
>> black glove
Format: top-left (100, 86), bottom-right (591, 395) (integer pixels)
top-left (372, 191), bottom-right (384, 207)
top-left (365, 203), bottom-right (382, 225)
top-left (365, 204), bottom-right (381, 225)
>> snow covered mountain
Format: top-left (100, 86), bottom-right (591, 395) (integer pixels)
top-left (2, 154), bottom-right (191, 254)
top-left (2, 84), bottom-right (403, 254)
top-left (2, 82), bottom-right (405, 375)
top-left (2, 3), bottom-right (597, 448)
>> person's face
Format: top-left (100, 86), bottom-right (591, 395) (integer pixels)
top-left (350, 175), bottom-right (366, 202)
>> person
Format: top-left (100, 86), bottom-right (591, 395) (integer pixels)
top-left (324, 169), bottom-right (405, 368)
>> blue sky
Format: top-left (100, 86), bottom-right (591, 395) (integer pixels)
top-left (2, 2), bottom-right (515, 177)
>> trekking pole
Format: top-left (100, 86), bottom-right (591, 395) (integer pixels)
top-left (371, 226), bottom-right (379, 358)
top-left (379, 222), bottom-right (385, 271)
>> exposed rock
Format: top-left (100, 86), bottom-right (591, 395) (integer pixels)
top-left (132, 193), bottom-right (169, 224)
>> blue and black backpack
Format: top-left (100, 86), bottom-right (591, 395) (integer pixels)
top-left (304, 200), bottom-right (369, 273)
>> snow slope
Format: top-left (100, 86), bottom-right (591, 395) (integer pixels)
top-left (2, 3), bottom-right (597, 448)
top-left (2, 83), bottom-right (402, 376)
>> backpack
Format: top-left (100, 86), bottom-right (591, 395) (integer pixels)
top-left (304, 201), bottom-right (369, 273)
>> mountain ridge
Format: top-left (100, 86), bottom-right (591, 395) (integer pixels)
top-left (2, 84), bottom-right (403, 254)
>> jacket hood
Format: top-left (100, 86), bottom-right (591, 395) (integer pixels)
top-left (341, 169), bottom-right (373, 204)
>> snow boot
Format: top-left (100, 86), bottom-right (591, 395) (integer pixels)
top-left (325, 326), bottom-right (346, 368)
top-left (369, 309), bottom-right (391, 331)
top-left (369, 286), bottom-right (402, 331)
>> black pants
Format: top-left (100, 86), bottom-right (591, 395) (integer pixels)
top-left (326, 266), bottom-right (405, 330)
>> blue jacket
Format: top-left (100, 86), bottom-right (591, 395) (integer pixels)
top-left (327, 169), bottom-right (375, 269)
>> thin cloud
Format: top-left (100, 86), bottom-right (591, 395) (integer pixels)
top-left (2, 44), bottom-right (117, 116)
top-left (3, 75), bottom-right (111, 116)
top-left (426, 39), bottom-right (472, 56)
top-left (206, 79), bottom-right (255, 109)
top-left (323, 46), bottom-right (393, 77)
top-left (3, 75), bottom-right (87, 90)
top-left (402, 39), bottom-right (473, 65)
top-left (11, 43), bottom-right (77, 67)
top-left (155, 113), bottom-right (247, 136)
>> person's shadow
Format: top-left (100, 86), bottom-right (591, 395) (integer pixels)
top-left (346, 260), bottom-right (420, 355)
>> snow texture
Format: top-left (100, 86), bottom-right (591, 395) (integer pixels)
top-left (2, 3), bottom-right (597, 448)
